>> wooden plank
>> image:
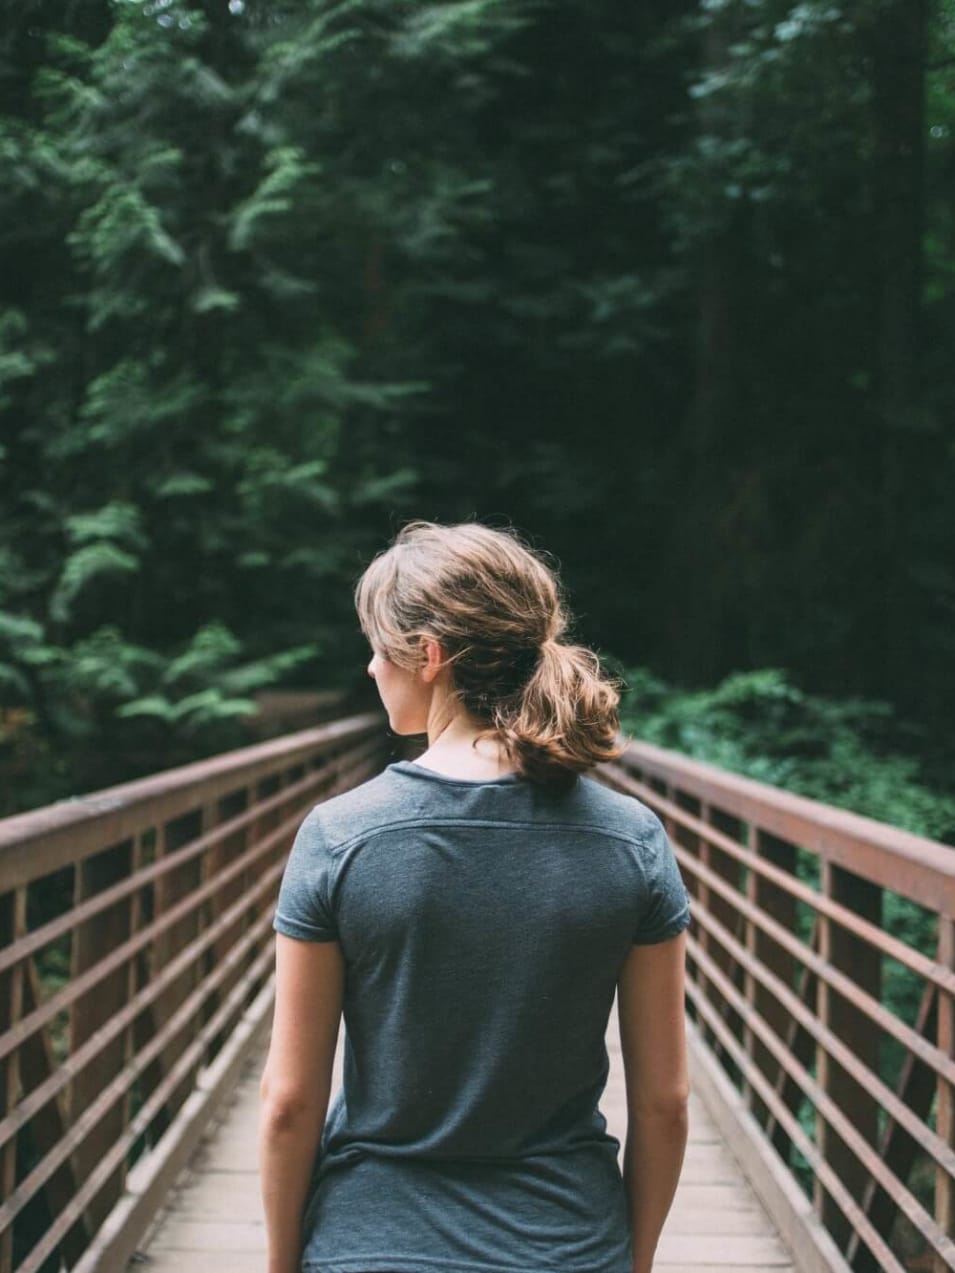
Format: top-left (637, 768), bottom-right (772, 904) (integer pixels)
top-left (144, 1218), bottom-right (266, 1252)
top-left (655, 1234), bottom-right (793, 1265)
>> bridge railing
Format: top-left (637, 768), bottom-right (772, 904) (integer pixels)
top-left (6, 718), bottom-right (953, 1273)
top-left (0, 711), bottom-right (387, 1273)
top-left (602, 741), bottom-right (955, 1273)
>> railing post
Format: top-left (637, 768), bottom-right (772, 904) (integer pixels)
top-left (70, 842), bottom-right (134, 1232)
top-left (198, 795), bottom-right (223, 1051)
top-left (816, 860), bottom-right (882, 1266)
top-left (123, 830), bottom-right (148, 1133)
top-left (0, 886), bottom-right (25, 1273)
top-left (743, 823), bottom-right (756, 1089)
top-left (213, 788), bottom-right (251, 997)
top-left (249, 772), bottom-right (284, 939)
top-left (703, 804), bottom-right (746, 1073)
top-left (151, 809), bottom-right (204, 1131)
top-left (677, 789), bottom-right (707, 1038)
top-left (936, 918), bottom-right (955, 1271)
top-left (745, 829), bottom-right (797, 1162)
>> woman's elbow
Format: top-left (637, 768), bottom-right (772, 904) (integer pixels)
top-left (259, 1082), bottom-right (317, 1136)
top-left (631, 1083), bottom-right (690, 1122)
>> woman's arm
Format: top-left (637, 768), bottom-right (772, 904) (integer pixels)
top-left (617, 930), bottom-right (690, 1273)
top-left (259, 934), bottom-right (344, 1273)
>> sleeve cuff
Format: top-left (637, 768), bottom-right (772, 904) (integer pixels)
top-left (632, 903), bottom-right (691, 946)
top-left (273, 911), bottom-right (339, 943)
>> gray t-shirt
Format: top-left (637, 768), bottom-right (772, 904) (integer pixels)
top-left (272, 758), bottom-right (691, 1273)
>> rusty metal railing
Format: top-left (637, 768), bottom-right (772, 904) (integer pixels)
top-left (5, 716), bottom-right (952, 1273)
top-left (602, 741), bottom-right (955, 1273)
top-left (0, 711), bottom-right (387, 1273)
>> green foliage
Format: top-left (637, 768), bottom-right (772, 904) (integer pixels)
top-left (117, 622), bottom-right (318, 732)
top-left (0, 0), bottom-right (432, 809)
top-left (229, 146), bottom-right (320, 252)
top-left (619, 665), bottom-right (955, 842)
top-left (0, 0), bottom-right (953, 828)
top-left (50, 543), bottom-right (140, 624)
top-left (63, 626), bottom-right (160, 701)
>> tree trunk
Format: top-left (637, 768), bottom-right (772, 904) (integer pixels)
top-left (672, 16), bottom-right (743, 685)
top-left (869, 0), bottom-right (927, 708)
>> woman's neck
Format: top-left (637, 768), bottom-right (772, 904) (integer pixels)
top-left (416, 712), bottom-right (516, 781)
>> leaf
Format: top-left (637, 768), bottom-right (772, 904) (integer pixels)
top-left (65, 626), bottom-right (160, 698)
top-left (19, 645), bottom-right (66, 668)
top-left (0, 611), bottom-right (45, 649)
top-left (168, 688), bottom-right (257, 725)
top-left (237, 551), bottom-right (270, 569)
top-left (71, 184), bottom-right (186, 272)
top-left (229, 147), bottom-right (320, 251)
top-left (190, 285), bottom-right (241, 314)
top-left (162, 622), bottom-right (244, 685)
top-left (78, 361), bottom-right (206, 449)
top-left (65, 501), bottom-right (146, 548)
top-left (391, 1), bottom-right (531, 60)
top-left (219, 644), bottom-right (320, 693)
top-left (116, 695), bottom-right (176, 722)
top-left (155, 473), bottom-right (215, 497)
top-left (0, 663), bottom-right (30, 695)
top-left (50, 544), bottom-right (140, 624)
top-left (349, 467), bottom-right (418, 507)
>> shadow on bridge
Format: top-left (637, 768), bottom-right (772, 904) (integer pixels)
top-left (1, 710), bottom-right (953, 1272)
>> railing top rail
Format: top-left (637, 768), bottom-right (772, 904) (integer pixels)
top-left (621, 737), bottom-right (955, 909)
top-left (0, 710), bottom-right (384, 889)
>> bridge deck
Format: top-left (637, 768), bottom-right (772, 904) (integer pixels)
top-left (139, 1022), bottom-right (797, 1273)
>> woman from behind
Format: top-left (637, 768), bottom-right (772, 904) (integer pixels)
top-left (259, 520), bottom-right (691, 1273)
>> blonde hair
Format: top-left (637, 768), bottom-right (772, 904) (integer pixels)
top-left (354, 521), bottom-right (624, 785)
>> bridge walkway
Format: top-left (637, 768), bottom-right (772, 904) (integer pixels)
top-left (140, 1023), bottom-right (796, 1272)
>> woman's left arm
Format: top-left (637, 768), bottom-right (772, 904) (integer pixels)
top-left (259, 934), bottom-right (344, 1273)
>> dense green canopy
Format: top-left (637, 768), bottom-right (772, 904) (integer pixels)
top-left (1, 0), bottom-right (953, 812)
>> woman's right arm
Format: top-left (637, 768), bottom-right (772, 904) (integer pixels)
top-left (259, 934), bottom-right (343, 1273)
top-left (617, 930), bottom-right (690, 1273)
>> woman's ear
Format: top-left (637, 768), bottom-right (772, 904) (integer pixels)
top-left (419, 637), bottom-right (447, 684)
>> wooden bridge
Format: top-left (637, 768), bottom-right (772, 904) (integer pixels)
top-left (2, 710), bottom-right (954, 1272)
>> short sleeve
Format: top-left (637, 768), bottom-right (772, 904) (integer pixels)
top-left (632, 813), bottom-right (691, 945)
top-left (273, 806), bottom-right (339, 942)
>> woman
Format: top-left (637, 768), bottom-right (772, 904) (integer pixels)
top-left (259, 520), bottom-right (690, 1273)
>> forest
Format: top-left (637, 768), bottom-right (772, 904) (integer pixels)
top-left (0, 0), bottom-right (953, 838)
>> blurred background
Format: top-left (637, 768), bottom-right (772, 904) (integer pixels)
top-left (1, 0), bottom-right (953, 840)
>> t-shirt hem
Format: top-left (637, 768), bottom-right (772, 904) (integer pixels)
top-left (302, 1258), bottom-right (611, 1273)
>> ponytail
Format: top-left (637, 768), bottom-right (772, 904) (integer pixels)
top-left (489, 639), bottom-right (624, 787)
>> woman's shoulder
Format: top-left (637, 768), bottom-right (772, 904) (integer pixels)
top-left (296, 763), bottom-right (424, 854)
top-left (571, 772), bottom-right (669, 849)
